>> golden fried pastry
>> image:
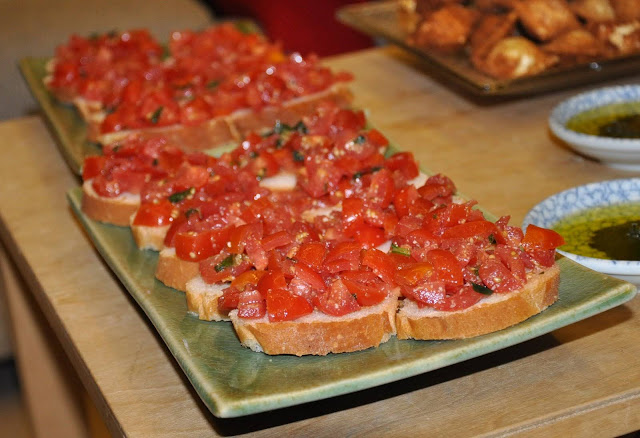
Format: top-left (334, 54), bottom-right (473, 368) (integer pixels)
top-left (474, 0), bottom-right (518, 12)
top-left (570, 0), bottom-right (616, 22)
top-left (410, 4), bottom-right (481, 52)
top-left (610, 0), bottom-right (640, 20)
top-left (470, 12), bottom-right (518, 62)
top-left (588, 20), bottom-right (640, 56)
top-left (415, 0), bottom-right (465, 15)
top-left (542, 28), bottom-right (605, 64)
top-left (514, 0), bottom-right (581, 42)
top-left (473, 36), bottom-right (559, 79)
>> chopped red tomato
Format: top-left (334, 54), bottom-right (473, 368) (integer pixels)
top-left (132, 200), bottom-right (174, 226)
top-left (522, 224), bottom-right (565, 251)
top-left (313, 279), bottom-right (360, 316)
top-left (341, 278), bottom-right (387, 306)
top-left (266, 288), bottom-right (313, 322)
top-left (237, 290), bottom-right (266, 319)
top-left (361, 248), bottom-right (396, 284)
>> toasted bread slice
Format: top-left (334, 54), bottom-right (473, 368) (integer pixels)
top-left (130, 221), bottom-right (170, 251)
top-left (90, 83), bottom-right (353, 151)
top-left (230, 289), bottom-right (399, 356)
top-left (185, 276), bottom-right (229, 321)
top-left (155, 247), bottom-right (199, 291)
top-left (81, 180), bottom-right (140, 227)
top-left (396, 265), bottom-right (560, 340)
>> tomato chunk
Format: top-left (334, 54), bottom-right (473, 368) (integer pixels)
top-left (266, 288), bottom-right (313, 322)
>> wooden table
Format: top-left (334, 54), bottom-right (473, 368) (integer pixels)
top-left (1, 46), bottom-right (640, 437)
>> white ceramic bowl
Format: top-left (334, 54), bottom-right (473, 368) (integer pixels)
top-left (549, 85), bottom-right (640, 171)
top-left (523, 178), bottom-right (640, 284)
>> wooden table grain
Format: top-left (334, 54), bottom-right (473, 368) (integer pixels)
top-left (1, 46), bottom-right (640, 437)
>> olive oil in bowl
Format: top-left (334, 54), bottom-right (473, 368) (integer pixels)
top-left (552, 202), bottom-right (640, 261)
top-left (566, 101), bottom-right (640, 139)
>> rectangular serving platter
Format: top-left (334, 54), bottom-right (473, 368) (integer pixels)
top-left (337, 1), bottom-right (640, 97)
top-left (67, 187), bottom-right (636, 417)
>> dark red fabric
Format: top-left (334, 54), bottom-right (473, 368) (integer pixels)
top-left (207, 0), bottom-right (374, 56)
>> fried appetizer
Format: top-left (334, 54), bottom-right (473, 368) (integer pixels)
top-left (473, 36), bottom-right (559, 79)
top-left (470, 12), bottom-right (518, 62)
top-left (411, 4), bottom-right (481, 52)
top-left (611, 0), bottom-right (640, 20)
top-left (570, 0), bottom-right (616, 22)
top-left (542, 28), bottom-right (605, 63)
top-left (514, 0), bottom-right (581, 42)
top-left (588, 20), bottom-right (640, 56)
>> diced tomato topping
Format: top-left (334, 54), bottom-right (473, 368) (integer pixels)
top-left (266, 288), bottom-right (313, 322)
top-left (522, 224), bottom-right (566, 251)
top-left (361, 248), bottom-right (396, 284)
top-left (386, 152), bottom-right (419, 180)
top-left (313, 279), bottom-right (361, 316)
top-left (341, 278), bottom-right (387, 306)
top-left (82, 156), bottom-right (107, 181)
top-left (237, 290), bottom-right (266, 319)
top-left (133, 200), bottom-right (175, 226)
top-left (294, 263), bottom-right (326, 291)
top-left (295, 242), bottom-right (327, 269)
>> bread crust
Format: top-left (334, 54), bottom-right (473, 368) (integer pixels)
top-left (81, 180), bottom-right (140, 226)
top-left (230, 290), bottom-right (399, 356)
top-left (155, 248), bottom-right (199, 292)
top-left (396, 265), bottom-right (561, 340)
top-left (130, 222), bottom-right (170, 251)
top-left (185, 276), bottom-right (229, 321)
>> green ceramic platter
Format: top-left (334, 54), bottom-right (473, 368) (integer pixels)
top-left (20, 57), bottom-right (98, 175)
top-left (67, 187), bottom-right (636, 418)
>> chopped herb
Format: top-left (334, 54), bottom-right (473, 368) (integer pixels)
top-left (292, 150), bottom-right (305, 162)
top-left (472, 283), bottom-right (493, 295)
top-left (168, 187), bottom-right (195, 203)
top-left (488, 233), bottom-right (497, 244)
top-left (391, 244), bottom-right (411, 257)
top-left (87, 141), bottom-right (103, 151)
top-left (185, 208), bottom-right (201, 219)
top-left (249, 151), bottom-right (259, 159)
top-left (233, 20), bottom-right (255, 34)
top-left (352, 166), bottom-right (384, 180)
top-left (354, 135), bottom-right (366, 144)
top-left (150, 106), bottom-right (163, 124)
top-left (112, 144), bottom-right (122, 153)
top-left (104, 105), bottom-right (116, 114)
top-left (264, 120), bottom-right (308, 137)
top-left (106, 30), bottom-right (118, 38)
top-left (293, 120), bottom-right (308, 134)
top-left (152, 158), bottom-right (159, 166)
top-left (214, 255), bottom-right (235, 272)
top-left (206, 80), bottom-right (220, 89)
top-left (161, 44), bottom-right (170, 60)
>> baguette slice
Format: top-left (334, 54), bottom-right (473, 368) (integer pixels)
top-left (81, 179), bottom-right (140, 226)
top-left (130, 221), bottom-right (170, 251)
top-left (396, 265), bottom-right (560, 340)
top-left (90, 83), bottom-right (353, 151)
top-left (185, 275), bottom-right (229, 321)
top-left (156, 248), bottom-right (200, 292)
top-left (155, 247), bottom-right (199, 291)
top-left (231, 289), bottom-right (400, 356)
